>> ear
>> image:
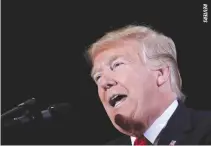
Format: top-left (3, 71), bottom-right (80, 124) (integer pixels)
top-left (156, 65), bottom-right (170, 87)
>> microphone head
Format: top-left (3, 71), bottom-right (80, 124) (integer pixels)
top-left (49, 103), bottom-right (72, 117)
top-left (41, 103), bottom-right (73, 121)
top-left (18, 98), bottom-right (36, 107)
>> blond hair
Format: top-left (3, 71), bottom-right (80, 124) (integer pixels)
top-left (86, 25), bottom-right (186, 101)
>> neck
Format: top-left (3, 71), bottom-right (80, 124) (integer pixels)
top-left (146, 92), bottom-right (176, 131)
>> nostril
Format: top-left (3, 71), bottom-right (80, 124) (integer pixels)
top-left (106, 83), bottom-right (113, 87)
top-left (100, 77), bottom-right (117, 89)
top-left (105, 81), bottom-right (117, 89)
top-left (104, 83), bottom-right (112, 90)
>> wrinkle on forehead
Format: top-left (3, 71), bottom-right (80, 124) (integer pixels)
top-left (91, 40), bottom-right (145, 77)
top-left (91, 54), bottom-right (125, 77)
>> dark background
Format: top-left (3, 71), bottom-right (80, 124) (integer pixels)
top-left (1, 1), bottom-right (210, 145)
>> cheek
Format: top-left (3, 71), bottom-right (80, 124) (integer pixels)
top-left (97, 87), bottom-right (111, 111)
top-left (114, 67), bottom-right (134, 83)
top-left (97, 90), bottom-right (113, 118)
top-left (124, 67), bottom-right (156, 98)
top-left (97, 87), bottom-right (106, 104)
top-left (121, 68), bottom-right (145, 87)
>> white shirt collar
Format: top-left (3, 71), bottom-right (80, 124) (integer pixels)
top-left (131, 100), bottom-right (178, 145)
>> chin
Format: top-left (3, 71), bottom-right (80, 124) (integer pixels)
top-left (111, 113), bottom-right (146, 137)
top-left (114, 124), bottom-right (134, 136)
top-left (115, 123), bottom-right (144, 138)
top-left (111, 114), bottom-right (132, 135)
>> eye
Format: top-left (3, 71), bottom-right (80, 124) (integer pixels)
top-left (94, 74), bottom-right (101, 82)
top-left (111, 62), bottom-right (124, 70)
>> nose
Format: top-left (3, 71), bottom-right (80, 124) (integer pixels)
top-left (99, 75), bottom-right (117, 90)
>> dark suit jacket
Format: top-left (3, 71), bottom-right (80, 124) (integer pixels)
top-left (106, 101), bottom-right (211, 145)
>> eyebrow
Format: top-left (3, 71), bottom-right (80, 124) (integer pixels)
top-left (90, 55), bottom-right (123, 78)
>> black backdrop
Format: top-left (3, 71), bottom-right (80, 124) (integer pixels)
top-left (2, 1), bottom-right (211, 145)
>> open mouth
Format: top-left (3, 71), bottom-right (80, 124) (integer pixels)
top-left (109, 94), bottom-right (127, 108)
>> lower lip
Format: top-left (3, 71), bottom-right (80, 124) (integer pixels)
top-left (114, 97), bottom-right (127, 108)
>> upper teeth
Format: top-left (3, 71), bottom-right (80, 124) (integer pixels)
top-left (109, 94), bottom-right (127, 107)
top-left (111, 95), bottom-right (118, 100)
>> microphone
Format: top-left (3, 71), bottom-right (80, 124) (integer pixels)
top-left (3, 103), bottom-right (72, 128)
top-left (1, 98), bottom-right (36, 119)
top-left (41, 103), bottom-right (72, 120)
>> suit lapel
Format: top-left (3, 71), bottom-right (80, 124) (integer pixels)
top-left (158, 101), bottom-right (193, 145)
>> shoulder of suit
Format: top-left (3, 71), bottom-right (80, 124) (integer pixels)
top-left (190, 109), bottom-right (211, 126)
top-left (189, 109), bottom-right (211, 139)
top-left (191, 109), bottom-right (211, 144)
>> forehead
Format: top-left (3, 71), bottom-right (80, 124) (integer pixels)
top-left (91, 40), bottom-right (142, 75)
top-left (93, 40), bottom-right (141, 61)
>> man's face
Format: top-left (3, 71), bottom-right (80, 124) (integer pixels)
top-left (91, 40), bottom-right (158, 136)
